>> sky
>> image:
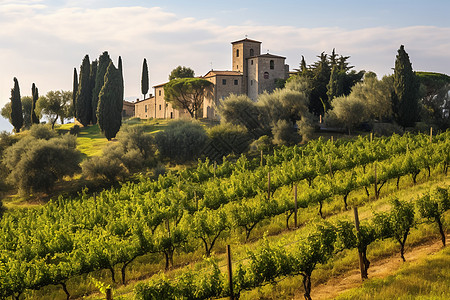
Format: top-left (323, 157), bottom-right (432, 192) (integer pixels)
top-left (1, 0), bottom-right (450, 132)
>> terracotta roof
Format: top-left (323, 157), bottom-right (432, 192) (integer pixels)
top-left (231, 38), bottom-right (262, 44)
top-left (153, 82), bottom-right (168, 88)
top-left (249, 53), bottom-right (286, 59)
top-left (204, 70), bottom-right (242, 77)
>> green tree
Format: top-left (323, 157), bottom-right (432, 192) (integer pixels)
top-left (10, 77), bottom-right (23, 133)
top-left (36, 91), bottom-right (72, 129)
top-left (1, 98), bottom-right (33, 129)
top-left (93, 51), bottom-right (111, 124)
top-left (21, 97), bottom-right (32, 129)
top-left (373, 198), bottom-right (415, 262)
top-left (118, 56), bottom-right (124, 102)
top-left (164, 78), bottom-right (213, 119)
top-left (350, 72), bottom-right (393, 121)
top-left (141, 58), bottom-right (149, 100)
top-left (97, 62), bottom-right (122, 140)
top-left (168, 66), bottom-right (195, 80)
top-left (3, 134), bottom-right (81, 194)
top-left (327, 94), bottom-right (367, 134)
top-left (155, 120), bottom-right (208, 162)
top-left (327, 65), bottom-right (344, 100)
top-left (392, 45), bottom-right (420, 128)
top-left (72, 68), bottom-right (78, 119)
top-left (89, 59), bottom-right (98, 124)
top-left (76, 55), bottom-right (92, 126)
top-left (417, 187), bottom-right (450, 246)
top-left (31, 83), bottom-right (40, 124)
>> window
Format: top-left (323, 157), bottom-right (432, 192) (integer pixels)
top-left (270, 60), bottom-right (274, 70)
top-left (236, 49), bottom-right (239, 57)
top-left (250, 48), bottom-right (254, 56)
top-left (251, 60), bottom-right (253, 65)
top-left (159, 90), bottom-right (161, 96)
top-left (234, 79), bottom-right (238, 85)
top-left (250, 80), bottom-right (253, 86)
top-left (264, 72), bottom-right (269, 79)
top-left (145, 105), bottom-right (148, 113)
top-left (159, 104), bottom-right (162, 110)
top-left (222, 79), bottom-right (226, 85)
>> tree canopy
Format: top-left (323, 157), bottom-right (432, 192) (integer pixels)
top-left (169, 66), bottom-right (195, 80)
top-left (36, 90), bottom-right (73, 129)
top-left (141, 58), bottom-right (149, 99)
top-left (10, 77), bottom-right (23, 133)
top-left (164, 77), bottom-right (213, 119)
top-left (392, 45), bottom-right (420, 128)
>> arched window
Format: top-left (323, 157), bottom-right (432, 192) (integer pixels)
top-left (250, 48), bottom-right (254, 56)
top-left (270, 60), bottom-right (274, 70)
top-left (236, 49), bottom-right (239, 57)
top-left (264, 72), bottom-right (269, 79)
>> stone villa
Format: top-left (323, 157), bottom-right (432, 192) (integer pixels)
top-left (125, 38), bottom-right (289, 120)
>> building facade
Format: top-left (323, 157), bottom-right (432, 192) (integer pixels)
top-left (128, 38), bottom-right (289, 121)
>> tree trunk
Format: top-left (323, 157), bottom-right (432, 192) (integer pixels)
top-left (343, 193), bottom-right (348, 211)
top-left (302, 274), bottom-right (312, 300)
top-left (361, 249), bottom-right (370, 279)
top-left (318, 201), bottom-right (324, 219)
top-left (396, 176), bottom-right (400, 190)
top-left (436, 217), bottom-right (446, 247)
top-left (61, 282), bottom-right (70, 300)
top-left (109, 266), bottom-right (116, 283)
top-left (121, 256), bottom-right (138, 285)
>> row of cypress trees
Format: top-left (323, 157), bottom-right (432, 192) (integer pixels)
top-left (73, 52), bottom-right (124, 140)
top-left (9, 78), bottom-right (40, 133)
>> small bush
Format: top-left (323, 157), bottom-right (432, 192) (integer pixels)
top-left (207, 124), bottom-right (251, 157)
top-left (81, 142), bottom-right (145, 183)
top-left (155, 120), bottom-right (208, 163)
top-left (3, 134), bottom-right (81, 194)
top-left (29, 124), bottom-right (57, 140)
top-left (249, 135), bottom-right (273, 153)
top-left (117, 125), bottom-right (154, 160)
top-left (272, 120), bottom-right (300, 146)
top-left (69, 125), bottom-right (81, 136)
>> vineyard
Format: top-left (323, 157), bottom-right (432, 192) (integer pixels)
top-left (0, 131), bottom-right (449, 299)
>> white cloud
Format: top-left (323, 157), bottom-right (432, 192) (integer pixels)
top-left (1, 4), bottom-right (449, 132)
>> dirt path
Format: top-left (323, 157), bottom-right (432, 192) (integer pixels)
top-left (306, 237), bottom-right (446, 300)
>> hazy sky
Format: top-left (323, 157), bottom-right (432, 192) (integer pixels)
top-left (1, 0), bottom-right (450, 132)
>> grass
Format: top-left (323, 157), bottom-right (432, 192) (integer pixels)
top-left (335, 246), bottom-right (450, 300)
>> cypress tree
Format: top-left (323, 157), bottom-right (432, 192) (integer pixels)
top-left (76, 55), bottom-right (92, 126)
top-left (118, 56), bottom-right (124, 112)
top-left (98, 62), bottom-right (122, 140)
top-left (10, 77), bottom-right (23, 133)
top-left (89, 60), bottom-right (98, 124)
top-left (72, 68), bottom-right (78, 118)
top-left (392, 45), bottom-right (420, 128)
top-left (327, 65), bottom-right (344, 100)
top-left (141, 58), bottom-right (149, 100)
top-left (92, 51), bottom-right (111, 124)
top-left (31, 83), bottom-right (39, 124)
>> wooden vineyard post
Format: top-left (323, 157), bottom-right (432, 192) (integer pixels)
top-left (374, 163), bottom-right (378, 199)
top-left (261, 149), bottom-right (263, 167)
top-left (106, 288), bottom-right (112, 300)
top-left (294, 185), bottom-right (298, 228)
top-left (370, 132), bottom-right (373, 143)
top-left (331, 136), bottom-right (334, 143)
top-left (328, 156), bottom-right (333, 177)
top-left (430, 127), bottom-right (433, 143)
top-left (353, 207), bottom-right (365, 281)
top-left (268, 172), bottom-right (271, 200)
top-left (227, 245), bottom-right (234, 300)
top-left (214, 161), bottom-right (217, 178)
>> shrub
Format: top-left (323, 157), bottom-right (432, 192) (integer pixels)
top-left (29, 123), bottom-right (57, 140)
top-left (272, 119), bottom-right (300, 146)
top-left (207, 124), bottom-right (251, 157)
top-left (3, 134), bottom-right (81, 194)
top-left (155, 120), bottom-right (208, 163)
top-left (81, 142), bottom-right (145, 183)
top-left (69, 125), bottom-right (81, 136)
top-left (249, 135), bottom-right (273, 153)
top-left (116, 125), bottom-right (154, 160)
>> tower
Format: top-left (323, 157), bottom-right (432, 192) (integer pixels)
top-left (231, 38), bottom-right (261, 94)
